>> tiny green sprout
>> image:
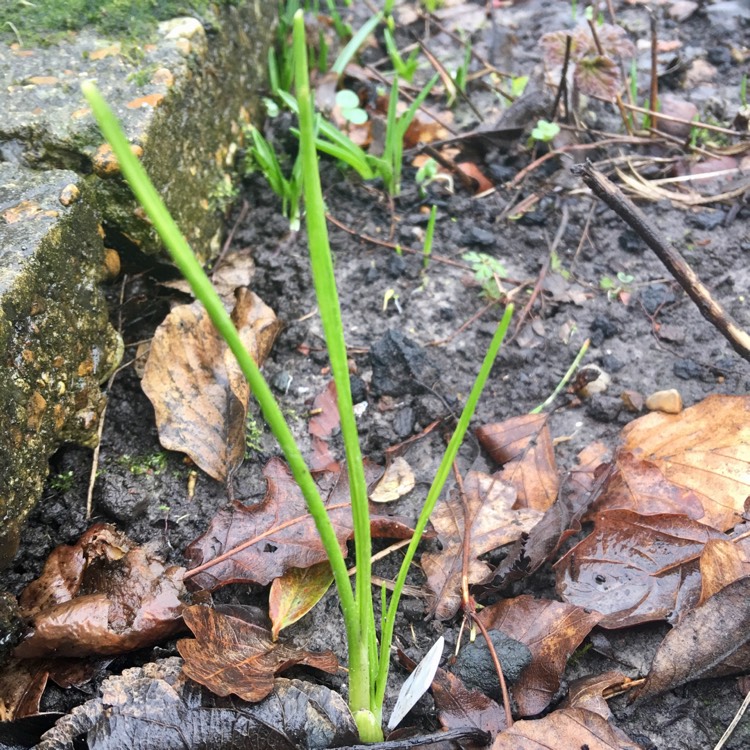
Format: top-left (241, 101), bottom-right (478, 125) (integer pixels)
top-left (530, 119), bottom-right (561, 143)
top-left (511, 74), bottom-right (529, 98)
top-left (463, 251), bottom-right (508, 300)
top-left (415, 157), bottom-right (439, 185)
top-left (49, 470), bottom-right (75, 492)
top-left (600, 271), bottom-right (634, 300)
top-left (423, 205), bottom-right (438, 270)
top-left (741, 73), bottom-right (748, 107)
top-left (335, 89), bottom-right (368, 125)
top-left (262, 96), bottom-right (280, 119)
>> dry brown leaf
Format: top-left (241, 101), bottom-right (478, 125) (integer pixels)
top-left (161, 246), bottom-right (255, 304)
top-left (431, 665), bottom-right (507, 737)
top-left (369, 457), bottom-right (415, 503)
top-left (478, 595), bottom-right (602, 717)
top-left (308, 380), bottom-right (340, 472)
top-left (637, 576), bottom-right (750, 702)
top-left (178, 605), bottom-right (338, 702)
top-left (185, 458), bottom-right (415, 591)
top-left (556, 510), bottom-right (725, 628)
top-left (492, 707), bottom-right (643, 749)
top-left (142, 288), bottom-right (280, 482)
top-left (561, 671), bottom-right (634, 719)
top-left (421, 472), bottom-right (543, 620)
top-left (486, 445), bottom-right (611, 591)
top-left (697, 538), bottom-right (750, 606)
top-left (0, 658), bottom-right (48, 720)
top-left (593, 395), bottom-right (750, 531)
top-left (268, 563), bottom-right (333, 641)
top-left (476, 414), bottom-right (559, 511)
top-left (15, 524), bottom-right (185, 658)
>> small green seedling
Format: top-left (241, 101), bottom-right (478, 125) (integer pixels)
top-left (600, 271), bottom-right (634, 300)
top-left (335, 89), bottom-right (368, 125)
top-left (452, 39), bottom-right (473, 100)
top-left (463, 251), bottom-right (508, 300)
top-left (244, 123), bottom-right (303, 231)
top-left (383, 27), bottom-right (419, 83)
top-left (530, 118), bottom-right (560, 144)
top-left (422, 204), bottom-right (438, 270)
top-left (82, 13), bottom-right (513, 738)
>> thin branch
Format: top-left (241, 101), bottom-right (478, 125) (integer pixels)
top-left (573, 162), bottom-right (750, 362)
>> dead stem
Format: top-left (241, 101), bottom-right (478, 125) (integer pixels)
top-left (574, 161), bottom-right (750, 362)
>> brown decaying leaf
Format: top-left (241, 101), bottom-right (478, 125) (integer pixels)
top-left (476, 414), bottom-right (560, 512)
top-left (637, 576), bottom-right (750, 702)
top-left (369, 456), bottom-right (415, 503)
top-left (178, 605), bottom-right (338, 702)
top-left (560, 671), bottom-right (633, 719)
top-left (308, 380), bottom-right (340, 473)
top-left (185, 458), bottom-right (415, 591)
top-left (142, 289), bottom-right (280, 482)
top-left (268, 563), bottom-right (333, 641)
top-left (14, 524), bottom-right (185, 659)
top-left (698, 538), bottom-right (750, 605)
top-left (594, 395), bottom-right (750, 531)
top-left (431, 665), bottom-right (507, 738)
top-left (492, 707), bottom-right (643, 749)
top-left (421, 472), bottom-right (543, 620)
top-left (477, 595), bottom-right (602, 717)
top-left (555, 510), bottom-right (726, 629)
top-left (37, 658), bottom-right (357, 750)
top-left (481, 443), bottom-right (611, 592)
top-left (0, 659), bottom-right (48, 720)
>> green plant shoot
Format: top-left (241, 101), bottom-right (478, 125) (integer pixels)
top-left (82, 9), bottom-right (513, 739)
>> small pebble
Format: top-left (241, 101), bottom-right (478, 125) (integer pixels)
top-left (586, 394), bottom-right (622, 423)
top-left (646, 389), bottom-right (683, 414)
top-left (621, 390), bottom-right (644, 413)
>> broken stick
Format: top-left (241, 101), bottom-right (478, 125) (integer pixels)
top-left (572, 161), bottom-right (750, 363)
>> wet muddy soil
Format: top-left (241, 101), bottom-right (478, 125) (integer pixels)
top-left (2, 1), bottom-right (750, 748)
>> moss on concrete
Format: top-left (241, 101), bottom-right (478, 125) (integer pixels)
top-left (1, 0), bottom-right (236, 46)
top-left (0, 164), bottom-right (122, 566)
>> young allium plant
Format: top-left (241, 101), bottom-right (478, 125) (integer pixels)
top-left (83, 10), bottom-right (513, 741)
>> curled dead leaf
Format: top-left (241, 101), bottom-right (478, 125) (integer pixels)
top-left (178, 605), bottom-right (338, 702)
top-left (15, 524), bottom-right (185, 659)
top-left (142, 289), bottom-right (280, 483)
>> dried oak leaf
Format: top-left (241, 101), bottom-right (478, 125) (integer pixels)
top-left (486, 443), bottom-right (611, 591)
top-left (308, 380), bottom-right (340, 472)
top-left (34, 658), bottom-right (356, 750)
top-left (477, 595), bottom-right (602, 717)
top-left (492, 707), bottom-right (642, 749)
top-left (637, 576), bottom-right (750, 702)
top-left (185, 458), bottom-right (415, 591)
top-left (178, 606), bottom-right (338, 702)
top-left (142, 288), bottom-right (280, 483)
top-left (560, 671), bottom-right (634, 719)
top-left (593, 395), bottom-right (750, 531)
top-left (476, 413), bottom-right (559, 512)
top-left (0, 658), bottom-right (48, 720)
top-left (555, 510), bottom-right (725, 628)
top-left (697, 538), bottom-right (750, 605)
top-left (421, 472), bottom-right (543, 620)
top-left (15, 524), bottom-right (185, 659)
top-left (269, 562), bottom-right (333, 641)
top-left (431, 666), bottom-right (507, 739)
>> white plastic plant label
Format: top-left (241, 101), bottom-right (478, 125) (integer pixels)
top-left (387, 636), bottom-right (445, 731)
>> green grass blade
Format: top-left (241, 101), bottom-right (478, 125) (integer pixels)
top-left (332, 12), bottom-right (382, 75)
top-left (81, 77), bottom-right (358, 672)
top-left (374, 304), bottom-right (514, 709)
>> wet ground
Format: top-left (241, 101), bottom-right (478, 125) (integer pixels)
top-left (2, 1), bottom-right (750, 748)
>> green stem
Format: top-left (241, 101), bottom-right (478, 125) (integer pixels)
top-left (374, 304), bottom-right (514, 710)
top-left (291, 12), bottom-right (379, 740)
top-left (530, 337), bottom-right (589, 414)
top-left (81, 78), bottom-right (360, 709)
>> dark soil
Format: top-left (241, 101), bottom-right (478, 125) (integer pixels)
top-left (2, 1), bottom-right (750, 748)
